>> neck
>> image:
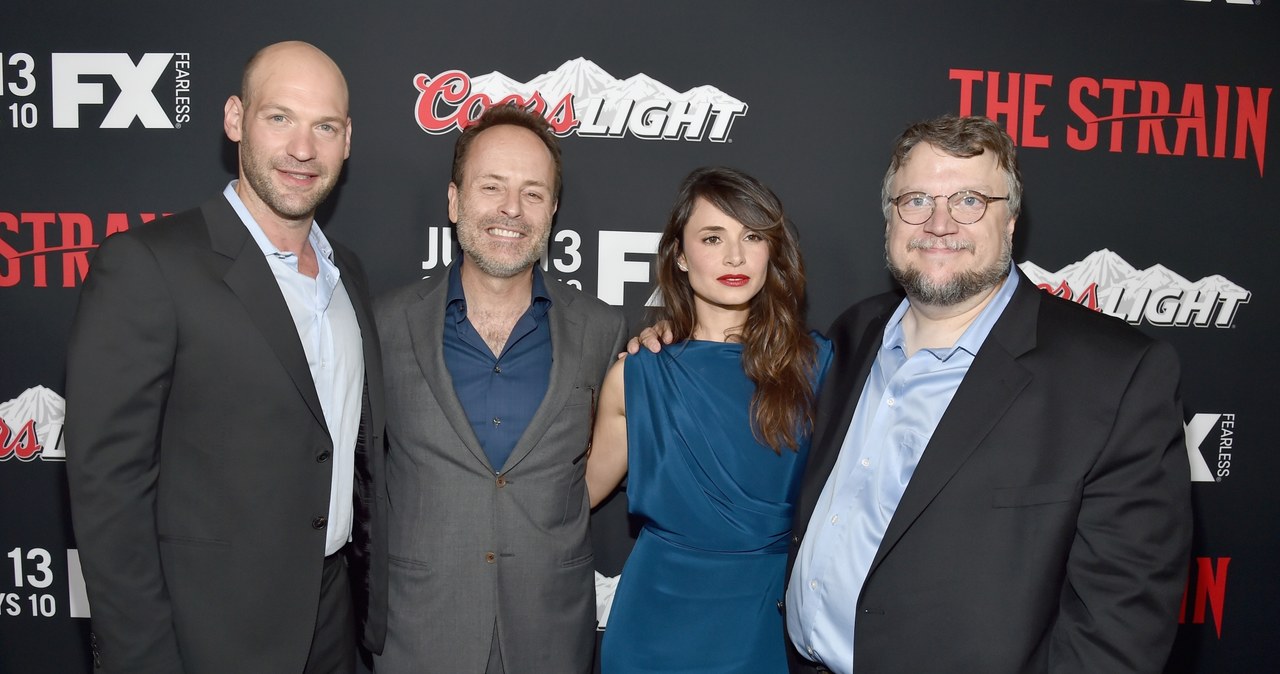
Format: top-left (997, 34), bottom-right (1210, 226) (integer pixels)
top-left (236, 181), bottom-right (314, 257)
top-left (901, 283), bottom-right (1000, 356)
top-left (460, 258), bottom-right (534, 311)
top-left (691, 302), bottom-right (749, 342)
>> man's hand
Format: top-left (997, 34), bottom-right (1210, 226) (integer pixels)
top-left (619, 320), bottom-right (673, 358)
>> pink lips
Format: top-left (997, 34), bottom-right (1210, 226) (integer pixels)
top-left (277, 167), bottom-right (318, 184)
top-left (718, 275), bottom-right (750, 287)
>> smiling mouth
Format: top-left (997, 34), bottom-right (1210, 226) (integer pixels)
top-left (488, 227), bottom-right (525, 239)
top-left (277, 167), bottom-right (318, 182)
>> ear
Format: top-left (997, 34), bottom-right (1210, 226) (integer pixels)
top-left (343, 117), bottom-right (352, 160)
top-left (224, 95), bottom-right (244, 142)
top-left (676, 255), bottom-right (688, 272)
top-left (447, 182), bottom-right (459, 224)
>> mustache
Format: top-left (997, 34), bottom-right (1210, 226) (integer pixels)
top-left (906, 238), bottom-right (975, 252)
top-left (478, 215), bottom-right (531, 235)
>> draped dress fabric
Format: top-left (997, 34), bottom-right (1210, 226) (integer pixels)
top-left (601, 335), bottom-right (832, 673)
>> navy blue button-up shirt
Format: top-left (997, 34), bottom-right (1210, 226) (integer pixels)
top-left (442, 262), bottom-right (553, 473)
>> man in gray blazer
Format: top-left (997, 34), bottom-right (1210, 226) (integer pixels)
top-left (374, 104), bottom-right (627, 674)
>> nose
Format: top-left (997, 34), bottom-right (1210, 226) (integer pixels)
top-left (724, 240), bottom-right (745, 267)
top-left (499, 190), bottom-right (523, 219)
top-left (286, 128), bottom-right (317, 162)
top-left (921, 196), bottom-right (959, 237)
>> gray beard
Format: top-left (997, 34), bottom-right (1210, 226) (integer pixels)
top-left (456, 214), bottom-right (550, 279)
top-left (886, 236), bottom-right (1012, 307)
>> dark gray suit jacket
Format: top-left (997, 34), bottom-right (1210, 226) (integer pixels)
top-left (787, 277), bottom-right (1191, 673)
top-left (373, 267), bottom-right (626, 674)
top-left (65, 195), bottom-right (386, 674)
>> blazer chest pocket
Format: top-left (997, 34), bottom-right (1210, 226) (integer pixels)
top-left (991, 481), bottom-right (1079, 508)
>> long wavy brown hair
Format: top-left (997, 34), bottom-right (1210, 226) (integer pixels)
top-left (655, 166), bottom-right (818, 453)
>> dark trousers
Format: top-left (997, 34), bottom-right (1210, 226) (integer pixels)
top-left (304, 550), bottom-right (357, 674)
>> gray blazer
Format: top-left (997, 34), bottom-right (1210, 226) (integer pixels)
top-left (373, 266), bottom-right (626, 674)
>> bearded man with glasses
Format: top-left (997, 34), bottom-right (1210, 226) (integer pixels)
top-left (782, 115), bottom-right (1191, 674)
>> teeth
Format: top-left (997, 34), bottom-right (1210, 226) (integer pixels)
top-left (490, 228), bottom-right (522, 238)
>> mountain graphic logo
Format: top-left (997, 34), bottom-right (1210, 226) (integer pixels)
top-left (414, 57), bottom-right (748, 141)
top-left (0, 385), bottom-right (66, 462)
top-left (1018, 249), bottom-right (1250, 328)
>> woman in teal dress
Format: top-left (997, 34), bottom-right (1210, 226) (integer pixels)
top-left (588, 167), bottom-right (831, 673)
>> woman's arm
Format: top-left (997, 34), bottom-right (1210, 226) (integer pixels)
top-left (586, 358), bottom-right (629, 508)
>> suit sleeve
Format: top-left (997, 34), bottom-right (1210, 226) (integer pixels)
top-left (1052, 340), bottom-right (1191, 673)
top-left (65, 233), bottom-right (185, 673)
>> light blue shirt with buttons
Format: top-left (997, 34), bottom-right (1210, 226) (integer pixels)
top-left (786, 266), bottom-right (1020, 674)
top-left (223, 181), bottom-right (364, 557)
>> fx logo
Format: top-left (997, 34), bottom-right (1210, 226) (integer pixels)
top-left (51, 53), bottom-right (175, 129)
top-left (1185, 413), bottom-right (1234, 482)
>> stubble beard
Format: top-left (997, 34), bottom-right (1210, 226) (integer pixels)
top-left (886, 234), bottom-right (1013, 307)
top-left (455, 207), bottom-right (551, 279)
top-left (240, 140), bottom-right (333, 221)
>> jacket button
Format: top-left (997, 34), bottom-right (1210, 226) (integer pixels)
top-left (496, 476), bottom-right (508, 488)
top-left (792, 535), bottom-right (799, 544)
top-left (776, 600), bottom-right (785, 611)
top-left (485, 552), bottom-right (497, 563)
top-left (316, 451), bottom-right (330, 463)
top-left (312, 516), bottom-right (327, 529)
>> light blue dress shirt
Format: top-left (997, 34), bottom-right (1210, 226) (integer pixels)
top-left (223, 182), bottom-right (364, 556)
top-left (786, 267), bottom-right (1020, 673)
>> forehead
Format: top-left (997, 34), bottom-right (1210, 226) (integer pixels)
top-left (895, 142), bottom-right (1002, 192)
top-left (463, 124), bottom-right (555, 182)
top-left (247, 54), bottom-right (348, 117)
top-left (684, 198), bottom-right (742, 233)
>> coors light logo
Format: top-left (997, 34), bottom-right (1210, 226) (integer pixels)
top-left (414, 57), bottom-right (748, 141)
top-left (0, 386), bottom-right (65, 462)
top-left (1018, 249), bottom-right (1250, 328)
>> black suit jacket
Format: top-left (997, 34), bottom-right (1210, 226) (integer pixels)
top-left (787, 277), bottom-right (1191, 673)
top-left (65, 195), bottom-right (387, 674)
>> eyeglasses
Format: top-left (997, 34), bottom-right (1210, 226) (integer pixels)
top-left (889, 190), bottom-right (1010, 225)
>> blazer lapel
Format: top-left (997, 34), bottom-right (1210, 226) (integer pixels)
top-left (404, 273), bottom-right (492, 470)
top-left (203, 197), bottom-right (328, 432)
top-left (868, 278), bottom-right (1040, 576)
top-left (501, 280), bottom-right (584, 472)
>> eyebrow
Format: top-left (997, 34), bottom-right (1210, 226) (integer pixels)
top-left (476, 173), bottom-right (550, 189)
top-left (258, 104), bottom-right (347, 125)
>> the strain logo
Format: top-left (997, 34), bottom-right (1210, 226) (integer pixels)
top-left (0, 386), bottom-right (65, 462)
top-left (1, 210), bottom-right (167, 288)
top-left (1183, 413), bottom-right (1236, 482)
top-left (1018, 250), bottom-right (1250, 328)
top-left (413, 58), bottom-right (748, 142)
top-left (1180, 557), bottom-right (1230, 638)
top-left (952, 69), bottom-right (1270, 176)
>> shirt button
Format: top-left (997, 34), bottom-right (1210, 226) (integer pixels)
top-left (312, 516), bottom-right (327, 530)
top-left (496, 476), bottom-right (508, 488)
top-left (861, 458), bottom-right (871, 467)
top-left (807, 646), bottom-right (815, 656)
top-left (492, 417), bottom-right (501, 426)
top-left (809, 580), bottom-right (817, 590)
top-left (830, 515), bottom-right (839, 524)
top-left (485, 552), bottom-right (497, 564)
top-left (886, 397), bottom-right (895, 406)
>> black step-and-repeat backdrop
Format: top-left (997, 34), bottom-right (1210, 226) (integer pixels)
top-left (2, 1), bottom-right (1275, 671)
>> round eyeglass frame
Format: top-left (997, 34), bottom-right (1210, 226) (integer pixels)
top-left (889, 190), bottom-right (1010, 225)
